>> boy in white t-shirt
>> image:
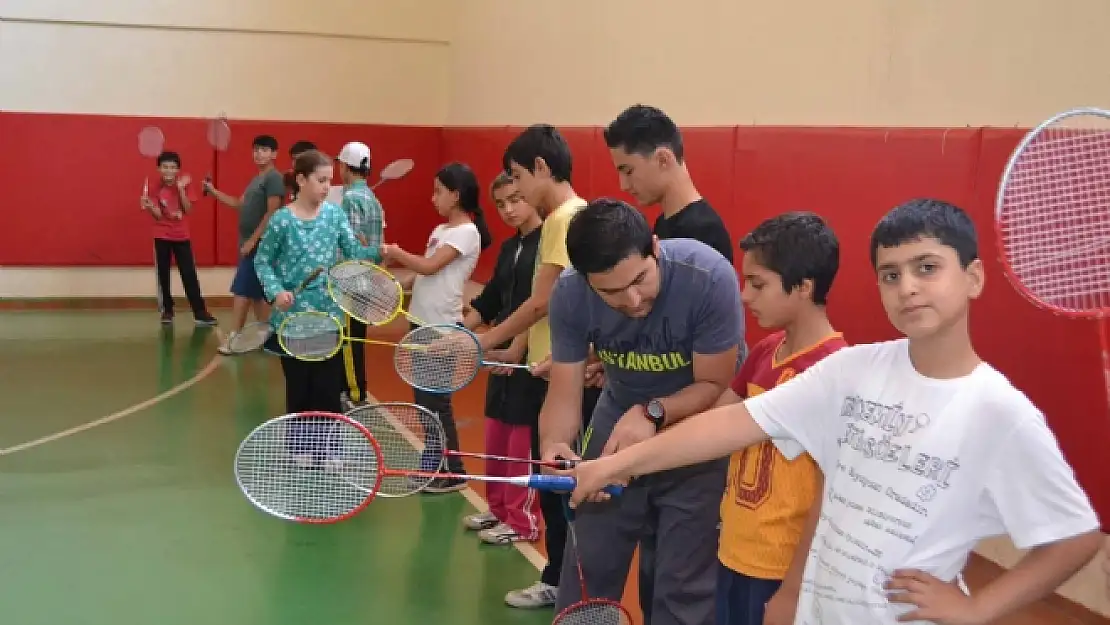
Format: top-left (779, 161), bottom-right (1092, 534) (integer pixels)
top-left (569, 198), bottom-right (1103, 624)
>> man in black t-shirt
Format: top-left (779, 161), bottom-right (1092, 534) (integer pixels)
top-left (600, 104), bottom-right (746, 625)
top-left (603, 104), bottom-right (734, 264)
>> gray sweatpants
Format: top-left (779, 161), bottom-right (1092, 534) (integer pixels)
top-left (556, 394), bottom-right (729, 625)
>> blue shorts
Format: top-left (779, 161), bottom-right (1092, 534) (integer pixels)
top-left (230, 250), bottom-right (266, 300)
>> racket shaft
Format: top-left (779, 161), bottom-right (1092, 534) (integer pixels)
top-left (381, 469), bottom-right (622, 495)
top-left (445, 450), bottom-right (574, 469)
top-left (481, 360), bottom-right (532, 370)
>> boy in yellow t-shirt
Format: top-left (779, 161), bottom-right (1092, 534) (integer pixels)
top-left (715, 212), bottom-right (845, 625)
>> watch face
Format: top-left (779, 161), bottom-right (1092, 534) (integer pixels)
top-left (647, 401), bottom-right (664, 419)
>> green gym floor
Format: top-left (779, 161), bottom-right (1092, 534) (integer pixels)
top-left (0, 310), bottom-right (553, 625)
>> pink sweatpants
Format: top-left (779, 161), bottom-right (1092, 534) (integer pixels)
top-left (485, 418), bottom-right (541, 540)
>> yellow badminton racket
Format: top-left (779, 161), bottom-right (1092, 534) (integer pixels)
top-left (276, 311), bottom-right (422, 362)
top-left (325, 260), bottom-right (426, 326)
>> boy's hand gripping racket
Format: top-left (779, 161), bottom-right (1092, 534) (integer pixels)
top-left (234, 411), bottom-right (623, 524)
top-left (995, 107), bottom-right (1110, 407)
top-left (222, 267), bottom-right (325, 355)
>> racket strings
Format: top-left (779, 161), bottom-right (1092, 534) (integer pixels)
top-left (553, 601), bottom-right (631, 625)
top-left (280, 314), bottom-right (343, 360)
top-left (329, 264), bottom-right (403, 324)
top-left (1000, 123), bottom-right (1110, 312)
top-left (138, 126), bottom-right (165, 157)
top-left (235, 417), bottom-right (380, 521)
top-left (346, 402), bottom-right (446, 496)
top-left (208, 117), bottom-right (231, 151)
top-left (394, 326), bottom-right (481, 392)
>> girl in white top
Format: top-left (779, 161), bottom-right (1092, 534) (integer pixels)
top-left (381, 161), bottom-right (493, 492)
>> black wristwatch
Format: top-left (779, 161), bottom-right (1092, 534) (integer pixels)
top-left (644, 399), bottom-right (666, 431)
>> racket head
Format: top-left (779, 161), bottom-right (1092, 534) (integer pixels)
top-left (207, 114), bottom-right (231, 151)
top-left (393, 324), bottom-right (481, 393)
top-left (138, 126), bottom-right (165, 157)
top-left (995, 107), bottom-right (1110, 319)
top-left (234, 411), bottom-right (384, 523)
top-left (225, 321), bottom-right (272, 354)
top-left (553, 599), bottom-right (633, 625)
top-left (278, 311), bottom-right (344, 361)
top-left (326, 261), bottom-right (404, 325)
top-left (345, 401), bottom-right (446, 497)
top-left (379, 158), bottom-right (414, 181)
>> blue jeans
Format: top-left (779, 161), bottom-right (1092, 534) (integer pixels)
top-left (716, 562), bottom-right (783, 625)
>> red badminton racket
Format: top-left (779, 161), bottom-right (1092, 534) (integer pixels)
top-left (995, 107), bottom-right (1110, 409)
top-left (234, 412), bottom-right (619, 524)
top-left (555, 496), bottom-right (633, 624)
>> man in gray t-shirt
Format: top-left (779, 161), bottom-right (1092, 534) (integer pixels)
top-left (542, 198), bottom-right (743, 625)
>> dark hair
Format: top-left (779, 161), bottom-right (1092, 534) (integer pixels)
top-left (290, 140), bottom-right (316, 157)
top-left (740, 212), bottom-right (839, 305)
top-left (566, 198), bottom-right (654, 275)
top-left (252, 135), bottom-right (278, 151)
top-left (489, 171), bottom-right (514, 200)
top-left (156, 151), bottom-right (181, 167)
top-left (603, 104), bottom-right (684, 162)
top-left (437, 162), bottom-right (493, 251)
top-left (502, 124), bottom-right (573, 183)
top-left (292, 149), bottom-right (331, 180)
top-left (869, 198), bottom-right (979, 269)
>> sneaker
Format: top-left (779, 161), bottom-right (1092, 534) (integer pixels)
top-left (505, 581), bottom-right (557, 609)
top-left (463, 511), bottom-right (499, 531)
top-left (478, 522), bottom-right (529, 545)
top-left (217, 334), bottom-right (236, 355)
top-left (422, 477), bottom-right (466, 494)
top-left (194, 314), bottom-right (218, 327)
top-left (160, 312), bottom-right (174, 324)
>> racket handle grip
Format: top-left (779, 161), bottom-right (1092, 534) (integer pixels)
top-left (527, 474), bottom-right (624, 497)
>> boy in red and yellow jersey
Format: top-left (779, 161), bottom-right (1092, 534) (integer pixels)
top-left (715, 212), bottom-right (845, 625)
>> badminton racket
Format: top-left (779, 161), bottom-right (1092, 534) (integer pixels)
top-left (234, 411), bottom-right (622, 524)
top-left (555, 496), bottom-right (633, 624)
top-left (276, 310), bottom-right (418, 361)
top-left (996, 107), bottom-right (1110, 409)
top-left (346, 400), bottom-right (576, 495)
top-left (326, 260), bottom-right (426, 326)
top-left (138, 126), bottom-right (165, 208)
top-left (394, 324), bottom-right (534, 394)
top-left (203, 112), bottom-right (230, 197)
top-left (371, 158), bottom-right (414, 190)
top-left (220, 266), bottom-right (326, 355)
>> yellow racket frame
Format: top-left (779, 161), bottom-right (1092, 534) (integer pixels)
top-left (326, 260), bottom-right (427, 327)
top-left (277, 311), bottom-right (404, 362)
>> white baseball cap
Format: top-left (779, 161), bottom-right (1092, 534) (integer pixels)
top-left (337, 142), bottom-right (371, 169)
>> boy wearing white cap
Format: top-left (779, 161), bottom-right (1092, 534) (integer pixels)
top-left (336, 141), bottom-right (384, 406)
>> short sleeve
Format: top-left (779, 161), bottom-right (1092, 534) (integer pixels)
top-left (443, 224), bottom-right (481, 257)
top-left (744, 347), bottom-right (849, 465)
top-left (264, 170), bottom-right (286, 197)
top-left (548, 276), bottom-right (590, 363)
top-left (983, 413), bottom-right (1101, 549)
top-left (692, 259), bottom-right (743, 355)
top-left (539, 211), bottom-right (573, 269)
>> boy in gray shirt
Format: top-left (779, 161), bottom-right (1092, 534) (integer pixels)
top-left (542, 198), bottom-right (743, 625)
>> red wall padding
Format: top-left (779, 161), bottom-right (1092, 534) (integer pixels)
top-left (1, 112), bottom-right (1104, 522)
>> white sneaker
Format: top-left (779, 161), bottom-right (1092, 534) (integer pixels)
top-left (462, 511), bottom-right (498, 531)
top-left (478, 522), bottom-right (526, 545)
top-left (504, 581), bottom-right (557, 609)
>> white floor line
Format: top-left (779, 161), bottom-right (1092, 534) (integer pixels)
top-left (362, 393), bottom-right (548, 572)
top-left (0, 328), bottom-right (227, 457)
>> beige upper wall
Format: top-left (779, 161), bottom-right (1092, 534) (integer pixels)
top-left (0, 0), bottom-right (453, 124)
top-left (2, 0), bottom-right (1110, 126)
top-left (447, 0), bottom-right (1110, 127)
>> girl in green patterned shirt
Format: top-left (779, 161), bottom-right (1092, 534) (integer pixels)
top-left (253, 149), bottom-right (373, 430)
